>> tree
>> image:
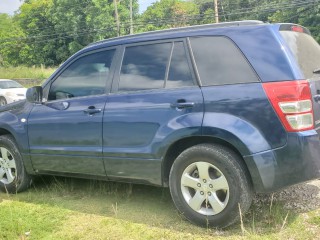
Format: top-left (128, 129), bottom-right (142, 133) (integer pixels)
top-left (8, 0), bottom-right (139, 66)
top-left (138, 0), bottom-right (199, 32)
top-left (1, 0), bottom-right (319, 67)
top-left (17, 0), bottom-right (56, 65)
top-left (0, 14), bottom-right (25, 66)
top-left (269, 1), bottom-right (320, 43)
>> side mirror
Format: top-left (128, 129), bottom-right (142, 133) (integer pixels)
top-left (26, 86), bottom-right (43, 103)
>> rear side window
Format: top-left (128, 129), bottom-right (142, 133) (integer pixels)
top-left (190, 37), bottom-right (259, 86)
top-left (119, 43), bottom-right (171, 92)
top-left (118, 41), bottom-right (195, 92)
top-left (280, 31), bottom-right (320, 79)
top-left (167, 42), bottom-right (194, 88)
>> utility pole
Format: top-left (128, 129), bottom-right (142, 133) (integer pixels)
top-left (130, 0), bottom-right (133, 34)
top-left (114, 0), bottom-right (120, 36)
top-left (214, 0), bottom-right (219, 23)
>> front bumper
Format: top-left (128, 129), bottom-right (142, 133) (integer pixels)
top-left (244, 130), bottom-right (320, 193)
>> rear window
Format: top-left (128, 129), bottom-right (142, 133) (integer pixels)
top-left (280, 30), bottom-right (320, 79)
top-left (189, 36), bottom-right (259, 86)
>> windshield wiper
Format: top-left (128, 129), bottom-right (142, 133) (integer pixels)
top-left (314, 68), bottom-right (320, 74)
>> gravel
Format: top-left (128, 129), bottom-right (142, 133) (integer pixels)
top-left (253, 180), bottom-right (320, 212)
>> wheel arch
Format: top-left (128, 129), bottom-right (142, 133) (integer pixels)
top-left (0, 126), bottom-right (23, 150)
top-left (0, 128), bottom-right (12, 136)
top-left (162, 136), bottom-right (253, 187)
top-left (0, 129), bottom-right (33, 192)
top-left (0, 126), bottom-right (35, 175)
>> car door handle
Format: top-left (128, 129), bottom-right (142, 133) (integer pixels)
top-left (83, 106), bottom-right (102, 115)
top-left (171, 102), bottom-right (195, 109)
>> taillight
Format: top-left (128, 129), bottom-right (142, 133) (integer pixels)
top-left (262, 80), bottom-right (314, 132)
top-left (291, 26), bottom-right (304, 33)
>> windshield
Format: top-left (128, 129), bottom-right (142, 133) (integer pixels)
top-left (0, 81), bottom-right (23, 89)
top-left (280, 31), bottom-right (320, 79)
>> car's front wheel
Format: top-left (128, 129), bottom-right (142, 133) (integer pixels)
top-left (169, 144), bottom-right (253, 228)
top-left (0, 135), bottom-right (32, 193)
top-left (0, 97), bottom-right (7, 106)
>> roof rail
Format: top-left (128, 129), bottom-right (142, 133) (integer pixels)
top-left (88, 20), bottom-right (264, 47)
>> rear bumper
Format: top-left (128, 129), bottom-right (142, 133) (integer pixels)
top-left (244, 130), bottom-right (320, 193)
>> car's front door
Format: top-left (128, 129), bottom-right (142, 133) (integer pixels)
top-left (27, 48), bottom-right (117, 176)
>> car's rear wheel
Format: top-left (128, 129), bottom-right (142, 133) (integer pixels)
top-left (0, 97), bottom-right (7, 106)
top-left (0, 135), bottom-right (32, 193)
top-left (169, 144), bottom-right (253, 228)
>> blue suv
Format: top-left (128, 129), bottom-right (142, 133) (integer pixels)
top-left (0, 21), bottom-right (320, 228)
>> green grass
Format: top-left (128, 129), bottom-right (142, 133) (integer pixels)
top-left (0, 200), bottom-right (68, 240)
top-left (0, 177), bottom-right (319, 240)
top-left (309, 209), bottom-right (320, 225)
top-left (0, 66), bottom-right (55, 87)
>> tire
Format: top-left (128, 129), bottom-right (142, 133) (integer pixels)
top-left (169, 144), bottom-right (253, 228)
top-left (0, 135), bottom-right (32, 193)
top-left (0, 97), bottom-right (7, 106)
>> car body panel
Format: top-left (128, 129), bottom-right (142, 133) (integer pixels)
top-left (201, 83), bottom-right (287, 156)
top-left (0, 100), bottom-right (35, 173)
top-left (103, 87), bottom-right (204, 185)
top-left (244, 130), bottom-right (320, 192)
top-left (27, 95), bottom-right (107, 176)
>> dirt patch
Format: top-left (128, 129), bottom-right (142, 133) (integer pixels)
top-left (254, 180), bottom-right (320, 212)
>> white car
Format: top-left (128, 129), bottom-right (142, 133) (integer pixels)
top-left (0, 79), bottom-right (27, 106)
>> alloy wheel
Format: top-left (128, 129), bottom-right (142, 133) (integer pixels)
top-left (180, 161), bottom-right (229, 215)
top-left (0, 147), bottom-right (16, 184)
top-left (0, 98), bottom-right (6, 106)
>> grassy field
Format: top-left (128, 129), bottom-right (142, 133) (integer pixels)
top-left (0, 66), bottom-right (55, 87)
top-left (0, 66), bottom-right (55, 80)
top-left (0, 177), bottom-right (319, 240)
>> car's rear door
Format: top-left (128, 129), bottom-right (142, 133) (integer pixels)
top-left (27, 48), bottom-right (117, 176)
top-left (102, 40), bottom-right (204, 185)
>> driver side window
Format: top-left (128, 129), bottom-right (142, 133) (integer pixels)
top-left (48, 49), bottom-right (115, 101)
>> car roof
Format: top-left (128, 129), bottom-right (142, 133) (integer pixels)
top-left (86, 20), bottom-right (265, 50)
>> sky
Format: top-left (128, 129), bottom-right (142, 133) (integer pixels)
top-left (0, 0), bottom-right (158, 15)
top-left (139, 0), bottom-right (158, 13)
top-left (0, 0), bottom-right (22, 15)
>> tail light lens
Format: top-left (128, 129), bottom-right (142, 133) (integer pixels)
top-left (291, 26), bottom-right (304, 33)
top-left (262, 80), bottom-right (314, 132)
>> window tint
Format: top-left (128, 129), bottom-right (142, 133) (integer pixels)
top-left (0, 81), bottom-right (23, 89)
top-left (280, 31), bottom-right (320, 79)
top-left (167, 42), bottom-right (194, 88)
top-left (119, 43), bottom-right (171, 92)
top-left (190, 37), bottom-right (259, 86)
top-left (48, 50), bottom-right (115, 100)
